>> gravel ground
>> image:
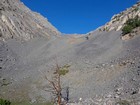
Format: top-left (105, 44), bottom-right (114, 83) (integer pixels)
top-left (1, 30), bottom-right (140, 104)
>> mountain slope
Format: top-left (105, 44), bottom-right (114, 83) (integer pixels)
top-left (0, 0), bottom-right (60, 41)
top-left (97, 2), bottom-right (140, 32)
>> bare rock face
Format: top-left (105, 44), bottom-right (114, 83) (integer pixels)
top-left (99, 2), bottom-right (140, 32)
top-left (0, 0), bottom-right (60, 41)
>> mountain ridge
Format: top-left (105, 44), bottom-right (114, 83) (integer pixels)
top-left (99, 2), bottom-right (140, 32)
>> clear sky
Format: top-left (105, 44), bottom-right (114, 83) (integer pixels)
top-left (21, 0), bottom-right (138, 34)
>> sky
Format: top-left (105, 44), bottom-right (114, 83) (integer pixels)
top-left (21, 0), bottom-right (138, 34)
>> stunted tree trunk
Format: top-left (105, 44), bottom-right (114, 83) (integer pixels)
top-left (44, 63), bottom-right (70, 105)
top-left (45, 63), bottom-right (61, 105)
top-left (56, 63), bottom-right (62, 105)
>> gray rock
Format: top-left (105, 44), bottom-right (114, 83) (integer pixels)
top-left (0, 0), bottom-right (60, 41)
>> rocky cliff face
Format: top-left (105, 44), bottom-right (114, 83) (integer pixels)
top-left (0, 0), bottom-right (60, 41)
top-left (99, 2), bottom-right (140, 32)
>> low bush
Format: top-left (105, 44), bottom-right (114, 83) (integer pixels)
top-left (0, 99), bottom-right (11, 105)
top-left (122, 25), bottom-right (133, 35)
top-left (122, 16), bottom-right (140, 35)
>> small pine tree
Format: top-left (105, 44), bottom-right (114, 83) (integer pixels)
top-left (44, 63), bottom-right (70, 105)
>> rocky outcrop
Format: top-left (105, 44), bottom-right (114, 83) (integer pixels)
top-left (0, 0), bottom-right (60, 41)
top-left (121, 27), bottom-right (140, 40)
top-left (99, 2), bottom-right (140, 32)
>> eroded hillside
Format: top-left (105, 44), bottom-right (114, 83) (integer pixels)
top-left (0, 0), bottom-right (60, 41)
top-left (98, 2), bottom-right (140, 32)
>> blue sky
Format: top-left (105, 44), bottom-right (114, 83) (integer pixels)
top-left (21, 0), bottom-right (138, 34)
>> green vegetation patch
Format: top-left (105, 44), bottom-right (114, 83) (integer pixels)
top-left (59, 64), bottom-right (70, 76)
top-left (122, 25), bottom-right (133, 35)
top-left (0, 99), bottom-right (11, 105)
top-left (116, 100), bottom-right (130, 105)
top-left (122, 16), bottom-right (140, 35)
